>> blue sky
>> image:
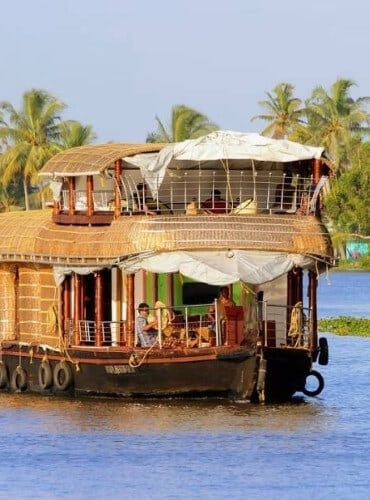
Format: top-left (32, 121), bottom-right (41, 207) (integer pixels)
top-left (1, 0), bottom-right (369, 143)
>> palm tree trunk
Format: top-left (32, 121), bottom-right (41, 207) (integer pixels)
top-left (23, 177), bottom-right (29, 211)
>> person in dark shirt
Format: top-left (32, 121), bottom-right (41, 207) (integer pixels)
top-left (202, 189), bottom-right (228, 213)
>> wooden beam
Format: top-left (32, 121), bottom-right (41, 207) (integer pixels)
top-left (69, 177), bottom-right (76, 215)
top-left (73, 273), bottom-right (82, 345)
top-left (308, 269), bottom-right (318, 350)
top-left (95, 271), bottom-right (103, 347)
top-left (126, 274), bottom-right (135, 346)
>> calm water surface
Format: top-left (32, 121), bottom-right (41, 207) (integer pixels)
top-left (0, 272), bottom-right (369, 499)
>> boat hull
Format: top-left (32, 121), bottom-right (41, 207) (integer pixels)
top-left (259, 347), bottom-right (313, 402)
top-left (0, 343), bottom-right (316, 402)
top-left (0, 344), bottom-right (257, 400)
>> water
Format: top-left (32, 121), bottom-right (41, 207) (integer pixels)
top-left (317, 270), bottom-right (370, 318)
top-left (0, 272), bottom-right (369, 499)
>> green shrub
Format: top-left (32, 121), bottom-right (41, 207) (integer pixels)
top-left (318, 316), bottom-right (370, 336)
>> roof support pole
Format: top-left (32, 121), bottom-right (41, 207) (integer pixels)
top-left (308, 269), bottom-right (318, 351)
top-left (69, 177), bottom-right (76, 215)
top-left (87, 175), bottom-right (94, 216)
top-left (73, 273), bottom-right (82, 345)
top-left (63, 275), bottom-right (71, 344)
top-left (95, 271), bottom-right (103, 347)
top-left (126, 274), bottom-right (135, 347)
top-left (114, 159), bottom-right (123, 219)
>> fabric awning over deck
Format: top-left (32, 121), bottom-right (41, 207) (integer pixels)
top-left (119, 250), bottom-right (314, 286)
top-left (140, 130), bottom-right (327, 192)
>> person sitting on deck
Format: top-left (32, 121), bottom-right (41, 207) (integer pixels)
top-left (207, 286), bottom-right (236, 327)
top-left (202, 189), bottom-right (228, 214)
top-left (136, 302), bottom-right (158, 347)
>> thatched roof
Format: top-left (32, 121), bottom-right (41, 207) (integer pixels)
top-left (0, 210), bottom-right (333, 267)
top-left (39, 143), bottom-right (165, 177)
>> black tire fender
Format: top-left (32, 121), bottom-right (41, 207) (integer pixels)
top-left (0, 361), bottom-right (9, 389)
top-left (11, 366), bottom-right (28, 392)
top-left (53, 361), bottom-right (73, 391)
top-left (302, 369), bottom-right (324, 397)
top-left (38, 361), bottom-right (53, 390)
top-left (318, 337), bottom-right (329, 366)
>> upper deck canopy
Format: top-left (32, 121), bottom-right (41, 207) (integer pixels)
top-left (39, 143), bottom-right (165, 177)
top-left (145, 130), bottom-right (326, 171)
top-left (39, 131), bottom-right (329, 181)
top-left (140, 130), bottom-right (329, 193)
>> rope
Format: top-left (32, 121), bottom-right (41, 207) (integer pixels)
top-left (288, 301), bottom-right (303, 347)
top-left (47, 305), bottom-right (58, 334)
top-left (58, 329), bottom-right (80, 372)
top-left (128, 338), bottom-right (159, 368)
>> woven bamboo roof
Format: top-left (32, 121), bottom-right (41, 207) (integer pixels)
top-left (39, 143), bottom-right (165, 177)
top-left (0, 210), bottom-right (333, 266)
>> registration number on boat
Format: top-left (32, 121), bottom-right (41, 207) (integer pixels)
top-left (105, 365), bottom-right (136, 374)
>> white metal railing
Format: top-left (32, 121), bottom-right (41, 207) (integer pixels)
top-left (61, 190), bottom-right (112, 211)
top-left (57, 173), bottom-right (327, 216)
top-left (258, 301), bottom-right (312, 348)
top-left (78, 320), bottom-right (126, 346)
top-left (136, 303), bottom-right (220, 349)
top-left (71, 302), bottom-right (312, 349)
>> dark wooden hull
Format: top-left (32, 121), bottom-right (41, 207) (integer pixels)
top-left (259, 346), bottom-right (313, 402)
top-left (0, 343), bottom-right (314, 402)
top-left (0, 343), bottom-right (257, 400)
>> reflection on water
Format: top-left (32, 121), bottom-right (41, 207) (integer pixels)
top-left (0, 393), bottom-right (330, 434)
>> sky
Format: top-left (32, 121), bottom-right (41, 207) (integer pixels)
top-left (1, 0), bottom-right (369, 143)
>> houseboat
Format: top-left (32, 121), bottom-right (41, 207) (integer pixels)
top-left (0, 131), bottom-right (332, 402)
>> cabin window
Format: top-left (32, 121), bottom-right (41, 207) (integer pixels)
top-left (182, 283), bottom-right (219, 305)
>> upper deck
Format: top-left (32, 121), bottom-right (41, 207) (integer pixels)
top-left (39, 133), bottom-right (331, 226)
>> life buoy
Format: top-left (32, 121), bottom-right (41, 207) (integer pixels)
top-left (38, 361), bottom-right (53, 390)
top-left (318, 337), bottom-right (329, 366)
top-left (11, 366), bottom-right (28, 392)
top-left (53, 361), bottom-right (73, 391)
top-left (0, 361), bottom-right (9, 389)
top-left (302, 369), bottom-right (324, 397)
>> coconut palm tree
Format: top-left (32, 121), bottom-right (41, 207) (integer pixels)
top-left (305, 79), bottom-right (370, 170)
top-left (251, 83), bottom-right (305, 139)
top-left (0, 89), bottom-right (65, 210)
top-left (58, 120), bottom-right (96, 149)
top-left (146, 104), bottom-right (219, 143)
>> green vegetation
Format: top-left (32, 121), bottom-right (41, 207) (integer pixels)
top-left (336, 254), bottom-right (370, 270)
top-left (0, 89), bottom-right (95, 211)
top-left (251, 82), bottom-right (305, 139)
top-left (146, 104), bottom-right (219, 143)
top-left (318, 316), bottom-right (370, 337)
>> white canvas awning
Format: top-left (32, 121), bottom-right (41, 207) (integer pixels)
top-left (119, 250), bottom-right (315, 286)
top-left (137, 130), bottom-right (326, 194)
